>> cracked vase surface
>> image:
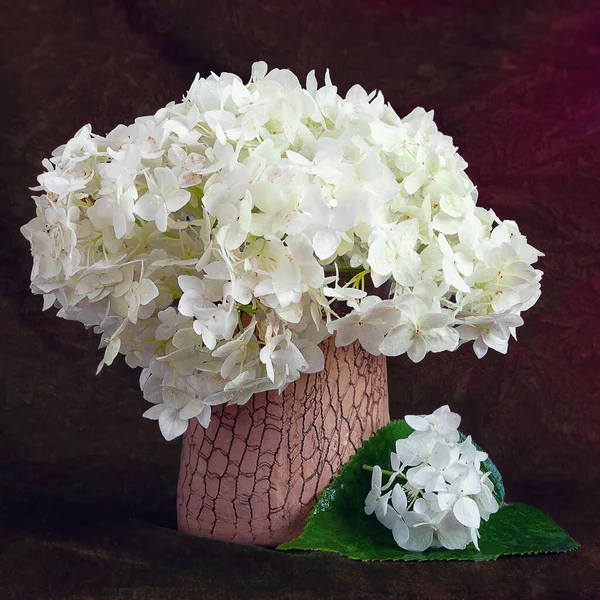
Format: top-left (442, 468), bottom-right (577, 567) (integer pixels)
top-left (177, 337), bottom-right (390, 547)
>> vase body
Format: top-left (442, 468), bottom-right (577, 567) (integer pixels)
top-left (176, 337), bottom-right (390, 547)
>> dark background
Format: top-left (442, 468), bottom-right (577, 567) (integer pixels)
top-left (1, 0), bottom-right (599, 598)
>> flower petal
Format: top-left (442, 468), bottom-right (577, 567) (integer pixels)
top-left (370, 465), bottom-right (382, 490)
top-left (358, 327), bottom-right (384, 355)
top-left (158, 408), bottom-right (188, 441)
top-left (407, 337), bottom-right (427, 362)
top-left (313, 230), bottom-right (340, 260)
top-left (437, 491), bottom-right (457, 511)
top-left (364, 489), bottom-right (378, 515)
top-left (403, 169), bottom-right (427, 195)
top-left (392, 251), bottom-right (422, 287)
top-left (392, 518), bottom-right (410, 546)
top-left (391, 483), bottom-right (408, 514)
top-left (453, 496), bottom-right (481, 528)
top-left (379, 324), bottom-right (414, 357)
top-left (377, 508), bottom-right (399, 530)
top-left (142, 404), bottom-right (165, 420)
top-left (407, 465), bottom-right (436, 489)
top-left (429, 442), bottom-right (451, 470)
top-left (436, 514), bottom-right (471, 550)
top-left (400, 524), bottom-right (433, 551)
top-left (404, 415), bottom-right (429, 431)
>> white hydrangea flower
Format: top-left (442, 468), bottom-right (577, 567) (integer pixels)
top-left (134, 167), bottom-right (191, 232)
top-left (364, 405), bottom-right (500, 552)
top-left (22, 63), bottom-right (543, 440)
top-left (368, 220), bottom-right (423, 287)
top-left (379, 295), bottom-right (459, 362)
top-left (327, 296), bottom-right (400, 355)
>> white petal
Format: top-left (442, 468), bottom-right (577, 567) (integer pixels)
top-left (401, 524), bottom-right (433, 552)
top-left (473, 337), bottom-right (489, 359)
top-left (204, 261), bottom-right (231, 280)
top-left (272, 262), bottom-right (301, 298)
top-left (286, 150), bottom-right (312, 166)
top-left (455, 253), bottom-right (473, 276)
top-left (476, 486), bottom-right (499, 520)
top-left (134, 193), bottom-right (161, 222)
top-left (158, 408), bottom-right (188, 441)
top-left (391, 484), bottom-right (407, 514)
top-left (178, 274), bottom-right (204, 294)
top-left (407, 465), bottom-right (435, 489)
top-left (155, 167), bottom-right (179, 194)
top-left (491, 288), bottom-right (520, 312)
top-left (457, 324), bottom-right (479, 341)
top-left (377, 508), bottom-right (399, 530)
top-left (367, 237), bottom-right (394, 277)
top-left (142, 404), bottom-right (165, 420)
top-left (313, 230), bottom-right (340, 260)
top-left (104, 337), bottom-right (121, 366)
top-left (461, 469), bottom-right (482, 495)
top-left (370, 465), bottom-right (382, 490)
top-left (407, 337), bottom-right (427, 362)
top-left (403, 169), bottom-right (427, 195)
top-left (379, 324), bottom-right (414, 357)
top-left (179, 398), bottom-right (208, 420)
top-left (453, 496), bottom-right (481, 528)
top-left (437, 515), bottom-right (471, 550)
top-left (365, 489), bottom-right (378, 515)
top-left (358, 327), bottom-right (384, 355)
top-left (436, 412), bottom-right (461, 436)
top-left (231, 77), bottom-right (252, 105)
top-left (252, 61), bottom-right (268, 81)
top-left (470, 527), bottom-right (480, 551)
top-left (392, 251), bottom-right (422, 286)
top-left (421, 326), bottom-right (458, 353)
top-left (333, 323), bottom-right (360, 348)
top-left (330, 204), bottom-right (356, 231)
top-left (404, 415), bottom-right (429, 431)
top-left (483, 332), bottom-right (509, 354)
top-left (425, 474), bottom-right (448, 493)
top-left (137, 279), bottom-right (159, 304)
top-left (166, 189), bottom-right (191, 213)
top-left (429, 442), bottom-right (452, 469)
top-left (197, 404), bottom-right (212, 428)
top-left (443, 257), bottom-right (471, 293)
top-left (392, 519), bottom-right (410, 546)
top-left (432, 212), bottom-right (460, 234)
top-left (500, 313), bottom-right (524, 328)
top-left (113, 210), bottom-right (127, 239)
top-left (413, 498), bottom-right (428, 514)
top-left (419, 313), bottom-right (450, 330)
top-left (437, 492), bottom-right (457, 511)
top-left (155, 205), bottom-right (168, 232)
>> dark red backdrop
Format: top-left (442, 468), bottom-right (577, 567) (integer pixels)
top-left (1, 1), bottom-right (599, 598)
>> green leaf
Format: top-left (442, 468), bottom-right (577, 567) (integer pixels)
top-left (278, 420), bottom-right (579, 561)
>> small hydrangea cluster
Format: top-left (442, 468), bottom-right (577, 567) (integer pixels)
top-left (364, 406), bottom-right (499, 551)
top-left (21, 62), bottom-right (542, 440)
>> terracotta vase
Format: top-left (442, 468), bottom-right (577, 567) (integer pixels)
top-left (176, 337), bottom-right (390, 547)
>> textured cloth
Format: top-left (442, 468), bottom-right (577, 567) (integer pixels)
top-left (1, 0), bottom-right (599, 598)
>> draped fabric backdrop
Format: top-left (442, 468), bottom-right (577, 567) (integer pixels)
top-left (1, 1), bottom-right (599, 598)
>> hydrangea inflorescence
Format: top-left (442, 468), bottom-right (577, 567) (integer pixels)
top-left (21, 62), bottom-right (543, 440)
top-left (364, 406), bottom-right (500, 552)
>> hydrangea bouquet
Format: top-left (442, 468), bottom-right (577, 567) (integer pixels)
top-left (22, 62), bottom-right (543, 444)
top-left (21, 62), bottom-right (581, 560)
